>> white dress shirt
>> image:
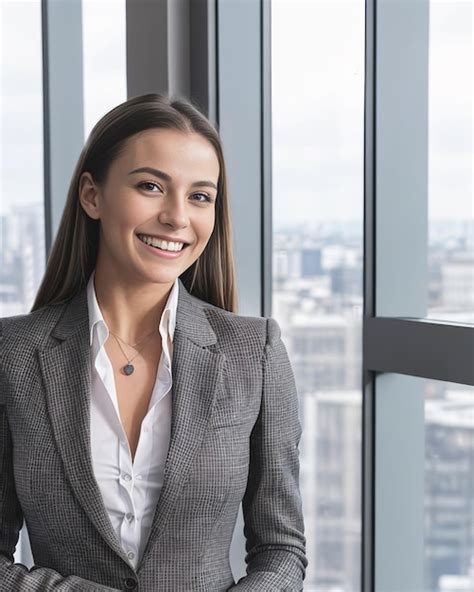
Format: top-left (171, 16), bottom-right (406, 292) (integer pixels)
top-left (86, 269), bottom-right (179, 570)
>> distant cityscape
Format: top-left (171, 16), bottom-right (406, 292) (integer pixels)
top-left (1, 203), bottom-right (473, 591)
top-left (272, 219), bottom-right (473, 591)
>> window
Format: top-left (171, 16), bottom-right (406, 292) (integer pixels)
top-left (272, 1), bottom-right (365, 589)
top-left (427, 0), bottom-right (473, 325)
top-left (0, 0), bottom-right (45, 317)
top-left (82, 0), bottom-right (126, 137)
top-left (424, 379), bottom-right (473, 592)
top-left (366, 2), bottom-right (473, 591)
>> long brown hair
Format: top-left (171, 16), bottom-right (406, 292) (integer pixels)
top-left (30, 93), bottom-right (238, 313)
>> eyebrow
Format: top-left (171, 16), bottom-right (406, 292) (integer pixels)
top-left (127, 166), bottom-right (218, 190)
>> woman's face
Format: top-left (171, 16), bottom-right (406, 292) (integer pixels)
top-left (79, 128), bottom-right (219, 287)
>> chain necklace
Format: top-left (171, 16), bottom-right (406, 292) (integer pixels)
top-left (109, 327), bottom-right (158, 376)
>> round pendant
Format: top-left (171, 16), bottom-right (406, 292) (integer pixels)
top-left (123, 364), bottom-right (134, 376)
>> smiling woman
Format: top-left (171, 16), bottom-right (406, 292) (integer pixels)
top-left (0, 93), bottom-right (307, 591)
top-left (32, 95), bottom-right (236, 315)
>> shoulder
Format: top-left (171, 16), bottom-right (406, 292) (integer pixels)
top-left (199, 299), bottom-right (282, 353)
top-left (0, 302), bottom-right (65, 357)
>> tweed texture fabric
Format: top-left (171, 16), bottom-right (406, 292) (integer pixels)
top-left (0, 277), bottom-right (307, 591)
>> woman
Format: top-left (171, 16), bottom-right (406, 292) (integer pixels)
top-left (0, 93), bottom-right (307, 591)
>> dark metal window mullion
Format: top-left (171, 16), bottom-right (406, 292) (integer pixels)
top-left (362, 0), bottom-right (376, 589)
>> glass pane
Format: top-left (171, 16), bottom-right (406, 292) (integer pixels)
top-left (428, 1), bottom-right (473, 324)
top-left (375, 374), bottom-right (473, 591)
top-left (425, 379), bottom-right (474, 591)
top-left (0, 2), bottom-right (45, 316)
top-left (82, 0), bottom-right (127, 138)
top-left (271, 1), bottom-right (365, 590)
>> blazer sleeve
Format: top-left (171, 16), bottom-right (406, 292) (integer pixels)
top-left (229, 316), bottom-right (308, 591)
top-left (0, 319), bottom-right (120, 591)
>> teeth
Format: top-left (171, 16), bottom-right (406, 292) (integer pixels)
top-left (138, 235), bottom-right (185, 252)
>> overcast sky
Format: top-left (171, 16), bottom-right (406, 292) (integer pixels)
top-left (1, 0), bottom-right (472, 227)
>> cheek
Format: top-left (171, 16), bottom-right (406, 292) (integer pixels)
top-left (199, 209), bottom-right (216, 240)
top-left (191, 215), bottom-right (215, 257)
top-left (103, 200), bottom-right (143, 235)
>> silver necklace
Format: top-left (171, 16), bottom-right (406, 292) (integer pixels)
top-left (109, 328), bottom-right (158, 376)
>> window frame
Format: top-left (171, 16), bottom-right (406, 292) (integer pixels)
top-left (363, 1), bottom-right (473, 590)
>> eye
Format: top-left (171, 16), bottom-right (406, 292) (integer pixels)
top-left (191, 192), bottom-right (213, 203)
top-left (137, 181), bottom-right (161, 192)
top-left (137, 181), bottom-right (214, 203)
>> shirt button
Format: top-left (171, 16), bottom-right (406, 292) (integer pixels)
top-left (136, 474), bottom-right (142, 480)
top-left (125, 513), bottom-right (134, 521)
top-left (122, 473), bottom-right (132, 482)
top-left (127, 551), bottom-right (135, 560)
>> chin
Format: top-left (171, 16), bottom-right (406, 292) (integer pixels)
top-left (143, 270), bottom-right (182, 285)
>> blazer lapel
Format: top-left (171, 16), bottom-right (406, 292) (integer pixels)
top-left (139, 281), bottom-right (227, 564)
top-left (36, 277), bottom-right (226, 569)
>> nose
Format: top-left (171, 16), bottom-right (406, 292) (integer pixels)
top-left (157, 194), bottom-right (189, 229)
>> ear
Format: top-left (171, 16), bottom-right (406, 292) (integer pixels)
top-left (78, 171), bottom-right (101, 220)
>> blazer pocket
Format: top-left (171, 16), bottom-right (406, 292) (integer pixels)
top-left (208, 416), bottom-right (250, 431)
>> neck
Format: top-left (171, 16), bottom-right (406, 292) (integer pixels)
top-left (92, 264), bottom-right (176, 344)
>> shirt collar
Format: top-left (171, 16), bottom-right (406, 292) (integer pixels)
top-left (86, 269), bottom-right (180, 347)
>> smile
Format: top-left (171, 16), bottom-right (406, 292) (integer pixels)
top-left (136, 234), bottom-right (189, 259)
top-left (136, 234), bottom-right (186, 251)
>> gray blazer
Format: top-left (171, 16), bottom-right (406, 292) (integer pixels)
top-left (0, 277), bottom-right (307, 591)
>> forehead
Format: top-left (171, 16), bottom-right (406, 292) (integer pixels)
top-left (116, 128), bottom-right (220, 178)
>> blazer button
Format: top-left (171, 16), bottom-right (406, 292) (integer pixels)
top-left (124, 577), bottom-right (138, 589)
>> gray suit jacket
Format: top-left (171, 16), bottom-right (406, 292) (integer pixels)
top-left (0, 277), bottom-right (307, 591)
